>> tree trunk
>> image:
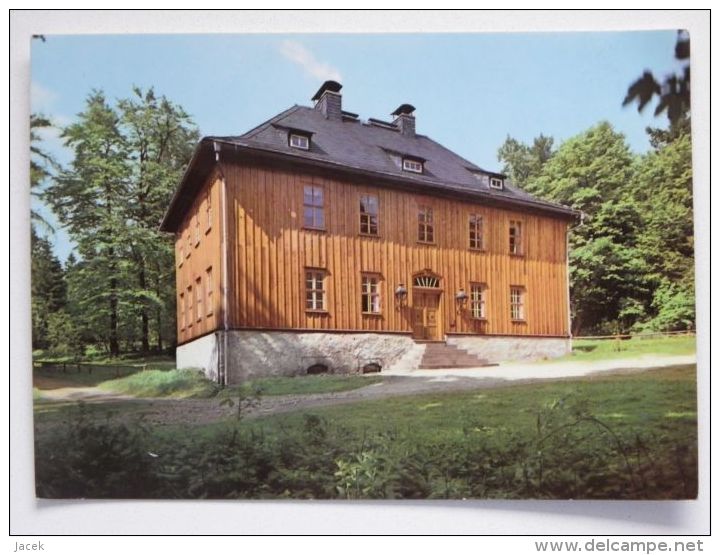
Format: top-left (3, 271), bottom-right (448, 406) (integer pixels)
top-left (109, 275), bottom-right (119, 356)
top-left (139, 259), bottom-right (150, 353)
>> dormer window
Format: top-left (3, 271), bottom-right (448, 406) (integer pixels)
top-left (490, 177), bottom-right (504, 190)
top-left (289, 133), bottom-right (310, 150)
top-left (403, 158), bottom-right (423, 173)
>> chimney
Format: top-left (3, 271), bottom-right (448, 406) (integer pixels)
top-left (312, 80), bottom-right (343, 121)
top-left (392, 104), bottom-right (416, 138)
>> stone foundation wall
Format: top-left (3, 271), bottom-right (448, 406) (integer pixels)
top-left (446, 335), bottom-right (571, 362)
top-left (176, 332), bottom-right (220, 381)
top-left (224, 331), bottom-right (416, 383)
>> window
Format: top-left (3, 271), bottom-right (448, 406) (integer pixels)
top-left (469, 214), bottom-right (484, 250)
top-left (510, 286), bottom-right (525, 321)
top-left (205, 190), bottom-right (212, 232)
top-left (194, 213), bottom-right (201, 247)
top-left (359, 194), bottom-right (379, 235)
top-left (195, 277), bottom-right (203, 322)
top-left (490, 177), bottom-right (504, 190)
top-left (187, 285), bottom-right (193, 326)
top-left (418, 206), bottom-right (434, 243)
top-left (305, 270), bottom-right (326, 311)
top-left (403, 158), bottom-right (423, 173)
top-left (179, 293), bottom-right (185, 330)
top-left (509, 220), bottom-right (523, 255)
top-left (205, 267), bottom-right (214, 316)
top-left (303, 185), bottom-right (325, 229)
top-left (413, 274), bottom-right (440, 288)
top-left (361, 274), bottom-right (381, 314)
top-left (470, 283), bottom-right (487, 319)
top-left (289, 133), bottom-right (310, 150)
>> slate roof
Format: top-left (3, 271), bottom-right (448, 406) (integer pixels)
top-left (161, 100), bottom-right (578, 231)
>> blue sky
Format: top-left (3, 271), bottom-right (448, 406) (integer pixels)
top-left (31, 31), bottom-right (682, 261)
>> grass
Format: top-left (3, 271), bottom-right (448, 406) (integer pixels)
top-left (98, 368), bottom-right (220, 399)
top-left (220, 364), bottom-right (697, 443)
top-left (546, 335), bottom-right (696, 363)
top-left (33, 364), bottom-right (698, 499)
top-left (219, 374), bottom-right (383, 397)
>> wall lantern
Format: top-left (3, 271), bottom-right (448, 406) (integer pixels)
top-left (394, 284), bottom-right (408, 309)
top-left (455, 288), bottom-right (468, 312)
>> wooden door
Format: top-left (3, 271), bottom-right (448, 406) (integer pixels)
top-left (412, 292), bottom-right (441, 340)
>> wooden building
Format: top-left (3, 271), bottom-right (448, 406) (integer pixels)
top-left (161, 81), bottom-right (578, 383)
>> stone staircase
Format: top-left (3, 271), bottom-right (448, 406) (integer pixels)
top-left (418, 341), bottom-right (496, 369)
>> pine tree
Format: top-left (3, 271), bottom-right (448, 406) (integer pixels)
top-left (31, 226), bottom-right (67, 350)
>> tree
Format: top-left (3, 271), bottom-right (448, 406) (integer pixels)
top-left (497, 134), bottom-right (554, 190)
top-left (119, 87), bottom-right (198, 352)
top-left (623, 30), bottom-right (690, 126)
top-left (30, 113), bottom-right (58, 231)
top-left (630, 130), bottom-right (694, 330)
top-left (45, 91), bottom-right (131, 356)
top-left (44, 88), bottom-right (198, 356)
top-left (532, 122), bottom-right (649, 334)
top-left (31, 226), bottom-right (67, 350)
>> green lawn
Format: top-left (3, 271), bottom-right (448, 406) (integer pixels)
top-left (220, 374), bottom-right (383, 397)
top-left (34, 364), bottom-right (698, 500)
top-left (547, 335), bottom-right (696, 363)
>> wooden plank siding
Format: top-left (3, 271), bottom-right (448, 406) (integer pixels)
top-left (174, 171), bottom-right (223, 344)
top-left (200, 160), bottom-right (571, 339)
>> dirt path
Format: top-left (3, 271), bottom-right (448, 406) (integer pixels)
top-left (34, 354), bottom-right (696, 429)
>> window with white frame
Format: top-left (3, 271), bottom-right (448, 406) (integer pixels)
top-left (361, 274), bottom-right (381, 314)
top-left (303, 185), bottom-right (325, 229)
top-left (490, 177), bottom-right (504, 190)
top-left (510, 286), bottom-right (525, 321)
top-left (418, 206), bottom-right (434, 243)
top-left (305, 270), bottom-right (326, 311)
top-left (403, 158), bottom-right (423, 173)
top-left (469, 214), bottom-right (484, 250)
top-left (289, 133), bottom-right (310, 150)
top-left (509, 220), bottom-right (523, 255)
top-left (359, 194), bottom-right (379, 235)
top-left (470, 283), bottom-right (487, 319)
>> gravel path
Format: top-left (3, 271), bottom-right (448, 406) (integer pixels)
top-left (35, 354), bottom-right (695, 428)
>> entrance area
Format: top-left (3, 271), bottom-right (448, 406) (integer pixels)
top-left (412, 291), bottom-right (442, 340)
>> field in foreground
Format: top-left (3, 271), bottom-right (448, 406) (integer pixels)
top-left (34, 364), bottom-right (697, 500)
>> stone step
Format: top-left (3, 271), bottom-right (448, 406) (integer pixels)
top-left (417, 342), bottom-right (497, 369)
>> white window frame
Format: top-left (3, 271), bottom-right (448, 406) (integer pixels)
top-left (509, 220), bottom-right (523, 255)
top-left (290, 133), bottom-right (310, 150)
top-left (490, 177), bottom-right (504, 190)
top-left (510, 286), bottom-right (525, 321)
top-left (361, 274), bottom-right (381, 314)
top-left (470, 283), bottom-right (487, 320)
top-left (403, 158), bottom-right (423, 173)
top-left (305, 270), bottom-right (327, 311)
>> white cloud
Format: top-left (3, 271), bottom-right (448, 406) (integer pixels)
top-left (279, 40), bottom-right (342, 83)
top-left (31, 80), bottom-right (57, 113)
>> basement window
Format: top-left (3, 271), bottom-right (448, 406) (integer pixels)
top-left (289, 133), bottom-right (310, 150)
top-left (403, 158), bottom-right (423, 173)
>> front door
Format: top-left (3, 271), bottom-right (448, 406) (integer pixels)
top-left (412, 292), bottom-right (441, 340)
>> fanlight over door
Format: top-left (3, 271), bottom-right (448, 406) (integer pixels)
top-left (413, 274), bottom-right (440, 288)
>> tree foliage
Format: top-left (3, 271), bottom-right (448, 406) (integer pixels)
top-left (623, 30), bottom-right (690, 126)
top-left (41, 88), bottom-right (198, 356)
top-left (504, 119), bottom-right (694, 334)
